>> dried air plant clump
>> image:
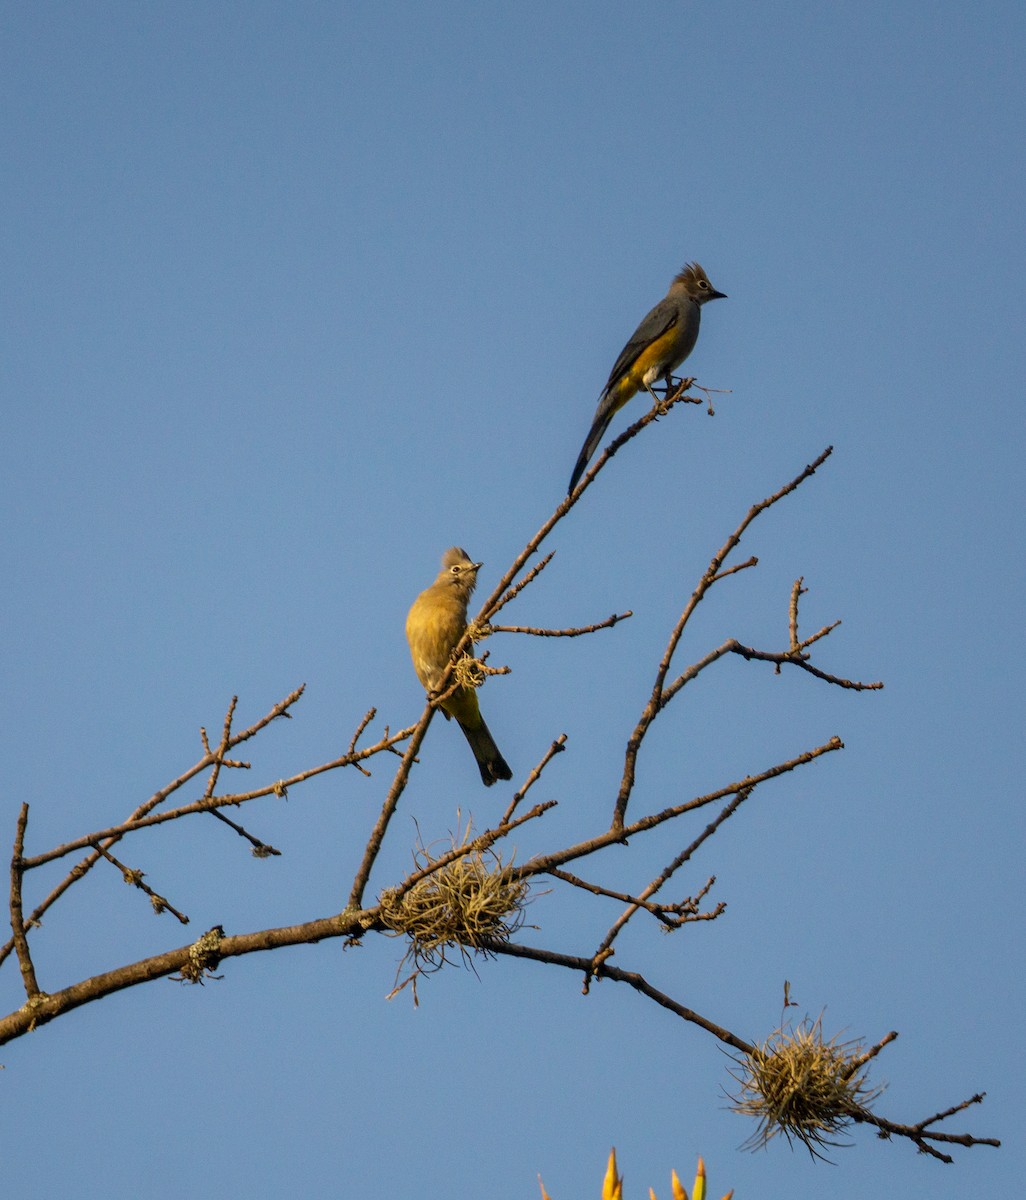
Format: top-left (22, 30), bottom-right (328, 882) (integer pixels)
top-left (729, 1016), bottom-right (884, 1158)
top-left (172, 925), bottom-right (225, 985)
top-left (379, 841), bottom-right (528, 973)
top-left (452, 653), bottom-right (487, 690)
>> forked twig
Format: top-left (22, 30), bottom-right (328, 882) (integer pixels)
top-left (613, 447), bottom-right (862, 830)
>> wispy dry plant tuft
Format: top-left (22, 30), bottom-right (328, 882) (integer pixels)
top-left (380, 829), bottom-right (529, 976)
top-left (728, 1016), bottom-right (884, 1158)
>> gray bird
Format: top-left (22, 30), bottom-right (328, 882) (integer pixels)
top-left (568, 263), bottom-right (726, 494)
top-left (405, 547), bottom-right (512, 787)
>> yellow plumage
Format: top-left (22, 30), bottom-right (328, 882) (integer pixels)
top-left (406, 547), bottom-right (512, 787)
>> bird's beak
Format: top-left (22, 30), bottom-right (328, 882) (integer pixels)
top-left (472, 562), bottom-right (483, 571)
top-left (709, 288), bottom-right (727, 300)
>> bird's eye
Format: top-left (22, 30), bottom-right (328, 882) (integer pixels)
top-left (698, 279), bottom-right (709, 290)
top-left (451, 566), bottom-right (461, 575)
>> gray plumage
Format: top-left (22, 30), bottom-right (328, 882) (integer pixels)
top-left (568, 263), bottom-right (726, 494)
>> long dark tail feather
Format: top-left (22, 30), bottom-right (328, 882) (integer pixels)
top-left (568, 398), bottom-right (615, 494)
top-left (457, 716), bottom-right (512, 787)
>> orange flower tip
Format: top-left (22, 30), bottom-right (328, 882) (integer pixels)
top-left (693, 1157), bottom-right (706, 1200)
top-left (603, 1148), bottom-right (622, 1200)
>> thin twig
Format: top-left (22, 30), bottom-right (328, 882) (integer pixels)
top-left (494, 552), bottom-right (556, 611)
top-left (590, 790), bottom-right (749, 970)
top-left (546, 868), bottom-right (721, 929)
top-left (92, 844), bottom-right (190, 924)
top-left (727, 640), bottom-right (883, 692)
top-left (9, 804), bottom-right (40, 1000)
top-left (203, 808), bottom-right (282, 857)
top-left (852, 1093), bottom-right (1000, 1162)
top-left (845, 1029), bottom-right (899, 1076)
top-left (518, 738), bottom-right (844, 880)
top-left (347, 704), bottom-right (437, 909)
top-left (346, 708), bottom-right (378, 778)
top-left (711, 556), bottom-right (759, 582)
top-left (499, 735), bottom-right (567, 827)
top-left (487, 611), bottom-right (632, 637)
top-left (788, 577), bottom-right (805, 651)
top-left (20, 722), bottom-right (415, 872)
top-left (200, 695), bottom-right (240, 802)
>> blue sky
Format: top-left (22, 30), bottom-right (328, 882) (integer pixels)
top-left (2, 3), bottom-right (1023, 1196)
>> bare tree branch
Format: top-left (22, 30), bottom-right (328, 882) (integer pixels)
top-left (853, 1092), bottom-right (1000, 1162)
top-left (614, 447), bottom-right (838, 830)
top-left (0, 440), bottom-right (996, 1163)
top-left (589, 789), bottom-right (748, 971)
top-left (486, 938), bottom-right (755, 1055)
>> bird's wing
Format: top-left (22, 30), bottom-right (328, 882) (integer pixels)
top-left (603, 297), bottom-right (679, 390)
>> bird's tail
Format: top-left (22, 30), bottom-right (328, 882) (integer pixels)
top-left (568, 391), bottom-right (618, 494)
top-left (569, 375), bottom-right (642, 495)
top-left (456, 715), bottom-right (512, 787)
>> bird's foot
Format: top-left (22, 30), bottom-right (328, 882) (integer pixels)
top-left (646, 382), bottom-right (673, 416)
